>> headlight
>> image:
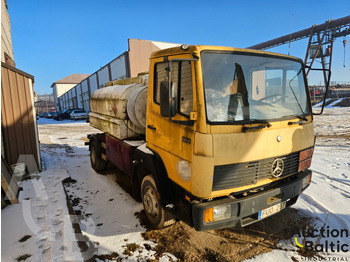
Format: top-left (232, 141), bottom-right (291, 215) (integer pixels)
top-left (204, 204), bottom-right (231, 223)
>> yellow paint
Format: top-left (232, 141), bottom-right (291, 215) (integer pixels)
top-left (295, 237), bottom-right (304, 247)
top-left (191, 154), bottom-right (214, 197)
top-left (212, 122), bottom-right (314, 166)
top-left (146, 45), bottom-right (315, 199)
top-left (147, 143), bottom-right (193, 193)
top-left (194, 132), bottom-right (213, 157)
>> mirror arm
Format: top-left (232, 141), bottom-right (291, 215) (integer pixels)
top-left (308, 68), bottom-right (331, 115)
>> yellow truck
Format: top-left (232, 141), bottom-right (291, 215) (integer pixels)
top-left (87, 45), bottom-right (314, 230)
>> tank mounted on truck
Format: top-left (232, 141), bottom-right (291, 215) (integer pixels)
top-left (86, 44), bottom-right (314, 230)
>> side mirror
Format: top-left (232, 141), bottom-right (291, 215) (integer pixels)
top-left (160, 81), bottom-right (169, 117)
top-left (160, 81), bottom-right (176, 117)
top-left (170, 81), bottom-right (177, 117)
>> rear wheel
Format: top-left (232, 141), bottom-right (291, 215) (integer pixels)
top-left (141, 175), bottom-right (175, 229)
top-left (90, 139), bottom-right (106, 171)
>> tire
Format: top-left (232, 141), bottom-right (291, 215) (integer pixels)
top-left (90, 139), bottom-right (106, 171)
top-left (141, 175), bottom-right (175, 229)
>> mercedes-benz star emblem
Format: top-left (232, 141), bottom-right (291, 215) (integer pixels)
top-left (271, 158), bottom-right (284, 178)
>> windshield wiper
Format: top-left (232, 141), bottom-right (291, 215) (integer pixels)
top-left (250, 119), bottom-right (272, 127)
top-left (293, 114), bottom-right (308, 121)
top-left (242, 119), bottom-right (271, 132)
top-left (287, 114), bottom-right (308, 125)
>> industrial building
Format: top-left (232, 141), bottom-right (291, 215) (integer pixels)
top-left (51, 74), bottom-right (90, 110)
top-left (54, 39), bottom-right (179, 112)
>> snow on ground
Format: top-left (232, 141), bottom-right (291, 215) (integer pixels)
top-left (313, 98), bottom-right (331, 108)
top-left (1, 162), bottom-right (83, 261)
top-left (36, 117), bottom-right (88, 125)
top-left (248, 107), bottom-right (350, 261)
top-left (2, 108), bottom-right (350, 261)
top-left (325, 98), bottom-right (344, 108)
top-left (61, 149), bottom-right (161, 261)
top-left (2, 118), bottom-right (175, 261)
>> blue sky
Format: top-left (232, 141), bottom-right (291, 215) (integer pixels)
top-left (8, 0), bottom-right (350, 94)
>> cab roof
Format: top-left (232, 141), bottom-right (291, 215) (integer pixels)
top-left (150, 45), bottom-right (303, 63)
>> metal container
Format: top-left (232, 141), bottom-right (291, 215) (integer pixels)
top-left (89, 76), bottom-right (148, 139)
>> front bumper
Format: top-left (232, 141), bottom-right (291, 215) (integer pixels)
top-left (192, 170), bottom-right (311, 231)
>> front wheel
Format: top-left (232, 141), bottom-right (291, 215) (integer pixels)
top-left (141, 175), bottom-right (175, 229)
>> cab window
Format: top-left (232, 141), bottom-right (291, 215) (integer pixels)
top-left (154, 61), bottom-right (193, 117)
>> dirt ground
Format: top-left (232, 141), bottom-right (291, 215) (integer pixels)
top-left (138, 208), bottom-right (310, 262)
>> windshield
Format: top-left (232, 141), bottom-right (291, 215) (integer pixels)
top-left (201, 52), bottom-right (311, 123)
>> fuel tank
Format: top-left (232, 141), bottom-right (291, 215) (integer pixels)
top-left (89, 75), bottom-right (148, 139)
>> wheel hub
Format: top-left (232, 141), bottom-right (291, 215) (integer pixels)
top-left (144, 187), bottom-right (159, 218)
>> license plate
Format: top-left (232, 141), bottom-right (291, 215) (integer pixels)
top-left (258, 201), bottom-right (286, 220)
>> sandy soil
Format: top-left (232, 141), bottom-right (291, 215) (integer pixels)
top-left (139, 209), bottom-right (311, 262)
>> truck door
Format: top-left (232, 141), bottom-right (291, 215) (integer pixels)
top-left (146, 57), bottom-right (197, 190)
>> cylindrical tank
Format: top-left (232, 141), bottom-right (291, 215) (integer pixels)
top-left (89, 79), bottom-right (148, 139)
top-left (127, 86), bottom-right (147, 130)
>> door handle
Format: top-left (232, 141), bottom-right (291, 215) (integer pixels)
top-left (147, 125), bottom-right (156, 130)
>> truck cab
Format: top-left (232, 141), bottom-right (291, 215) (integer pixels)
top-left (141, 45), bottom-right (314, 230)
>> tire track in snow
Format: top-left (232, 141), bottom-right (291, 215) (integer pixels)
top-left (311, 167), bottom-right (350, 186)
top-left (300, 193), bottom-right (350, 232)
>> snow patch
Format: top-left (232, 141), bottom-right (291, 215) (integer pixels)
top-left (137, 143), bottom-right (154, 155)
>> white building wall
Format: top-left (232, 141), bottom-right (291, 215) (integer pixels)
top-left (82, 79), bottom-right (88, 93)
top-left (71, 90), bottom-right (74, 108)
top-left (97, 67), bottom-right (110, 88)
top-left (110, 54), bottom-right (127, 80)
top-left (63, 94), bottom-right (68, 110)
top-left (81, 79), bottom-right (90, 112)
top-left (65, 93), bottom-right (69, 109)
top-left (83, 91), bottom-right (90, 112)
top-left (60, 99), bottom-right (64, 111)
top-left (52, 82), bottom-right (83, 111)
top-left (68, 90), bottom-right (72, 108)
top-left (55, 83), bottom-right (76, 98)
top-left (89, 74), bottom-right (98, 94)
top-left (76, 84), bottom-right (82, 108)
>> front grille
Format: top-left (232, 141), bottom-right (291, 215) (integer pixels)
top-left (212, 152), bottom-right (300, 191)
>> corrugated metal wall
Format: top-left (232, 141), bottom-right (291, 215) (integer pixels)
top-left (56, 40), bottom-right (180, 112)
top-left (1, 62), bottom-right (41, 171)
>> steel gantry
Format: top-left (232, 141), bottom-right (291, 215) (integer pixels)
top-left (248, 15), bottom-right (350, 114)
